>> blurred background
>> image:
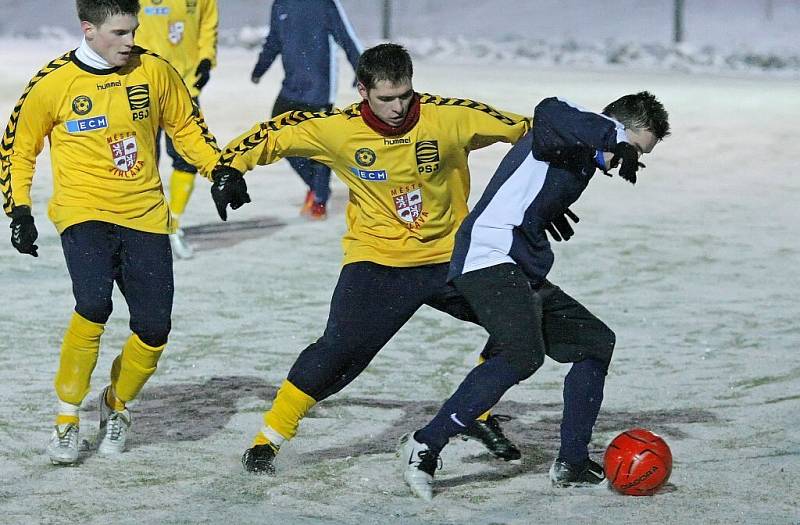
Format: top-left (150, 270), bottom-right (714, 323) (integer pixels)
top-left (0, 1), bottom-right (798, 48)
top-left (1, 1), bottom-right (799, 65)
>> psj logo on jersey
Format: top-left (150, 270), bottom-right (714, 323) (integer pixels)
top-left (107, 133), bottom-right (144, 178)
top-left (127, 84), bottom-right (151, 121)
top-left (392, 185), bottom-right (428, 229)
top-left (416, 140), bottom-right (440, 174)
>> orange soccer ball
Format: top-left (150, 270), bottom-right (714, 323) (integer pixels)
top-left (604, 428), bottom-right (672, 496)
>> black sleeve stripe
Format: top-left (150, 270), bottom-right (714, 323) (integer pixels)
top-left (419, 93), bottom-right (530, 127)
top-left (135, 47), bottom-right (220, 151)
top-left (2, 52), bottom-right (71, 214)
top-left (219, 109), bottom-right (340, 167)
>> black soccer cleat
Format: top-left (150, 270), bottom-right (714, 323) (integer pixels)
top-left (242, 444), bottom-right (278, 475)
top-left (461, 415), bottom-right (522, 461)
top-left (549, 457), bottom-right (606, 486)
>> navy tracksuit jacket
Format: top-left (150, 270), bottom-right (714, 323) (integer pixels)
top-left (449, 97), bottom-right (631, 284)
top-left (253, 0), bottom-right (363, 107)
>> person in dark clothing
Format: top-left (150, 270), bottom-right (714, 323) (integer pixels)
top-left (400, 92), bottom-right (671, 500)
top-left (251, 0), bottom-right (362, 219)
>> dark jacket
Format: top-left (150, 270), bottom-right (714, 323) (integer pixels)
top-left (252, 0), bottom-right (362, 106)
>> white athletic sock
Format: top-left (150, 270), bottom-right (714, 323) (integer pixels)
top-left (261, 425), bottom-right (286, 447)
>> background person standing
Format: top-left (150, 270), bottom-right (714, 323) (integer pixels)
top-left (251, 0), bottom-right (362, 220)
top-left (136, 0), bottom-right (218, 257)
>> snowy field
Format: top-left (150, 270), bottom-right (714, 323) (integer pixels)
top-left (1, 41), bottom-right (799, 524)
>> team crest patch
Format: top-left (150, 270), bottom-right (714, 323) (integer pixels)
top-left (169, 21), bottom-right (186, 44)
top-left (109, 135), bottom-right (138, 172)
top-left (72, 95), bottom-right (92, 115)
top-left (393, 188), bottom-right (423, 223)
top-left (355, 148), bottom-right (376, 167)
top-left (126, 85), bottom-right (150, 110)
top-left (415, 140), bottom-right (439, 164)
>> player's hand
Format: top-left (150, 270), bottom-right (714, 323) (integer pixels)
top-left (610, 142), bottom-right (645, 185)
top-left (250, 72), bottom-right (262, 84)
top-left (211, 166), bottom-right (251, 221)
top-left (9, 206), bottom-right (38, 257)
top-left (194, 59), bottom-right (212, 90)
top-left (545, 208), bottom-right (579, 242)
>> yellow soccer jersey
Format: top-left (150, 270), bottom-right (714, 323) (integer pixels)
top-left (219, 94), bottom-right (531, 267)
top-left (1, 48), bottom-right (220, 234)
top-left (135, 0), bottom-right (218, 98)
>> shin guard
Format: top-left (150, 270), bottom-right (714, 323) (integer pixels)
top-left (54, 312), bottom-right (104, 405)
top-left (169, 169), bottom-right (196, 218)
top-left (263, 380), bottom-right (317, 441)
top-left (110, 333), bottom-right (165, 403)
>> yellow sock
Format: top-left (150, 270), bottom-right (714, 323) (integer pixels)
top-left (110, 333), bottom-right (165, 403)
top-left (261, 380), bottom-right (317, 442)
top-left (169, 169), bottom-right (196, 217)
top-left (105, 386), bottom-right (127, 411)
top-left (55, 414), bottom-right (79, 426)
top-left (54, 312), bottom-right (104, 405)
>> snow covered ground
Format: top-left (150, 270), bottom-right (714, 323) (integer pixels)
top-left (0, 40), bottom-right (799, 524)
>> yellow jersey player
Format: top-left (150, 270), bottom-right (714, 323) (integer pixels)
top-left (209, 44), bottom-right (541, 475)
top-left (1, 0), bottom-right (221, 465)
top-left (135, 0), bottom-right (218, 258)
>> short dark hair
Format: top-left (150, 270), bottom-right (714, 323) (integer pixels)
top-left (603, 91), bottom-right (670, 140)
top-left (77, 0), bottom-right (140, 26)
top-left (356, 43), bottom-right (413, 90)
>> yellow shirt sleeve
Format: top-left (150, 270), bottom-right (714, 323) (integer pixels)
top-left (2, 54), bottom-right (69, 214)
top-left (219, 110), bottom-right (339, 175)
top-left (198, 0), bottom-right (218, 67)
top-left (149, 53), bottom-right (220, 176)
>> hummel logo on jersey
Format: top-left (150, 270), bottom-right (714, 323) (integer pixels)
top-left (65, 116), bottom-right (108, 133)
top-left (384, 137), bottom-right (411, 146)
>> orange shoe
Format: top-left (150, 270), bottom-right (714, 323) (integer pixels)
top-left (308, 201), bottom-right (327, 220)
top-left (300, 190), bottom-right (315, 216)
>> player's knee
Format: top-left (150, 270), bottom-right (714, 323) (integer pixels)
top-left (508, 347), bottom-right (545, 382)
top-left (595, 324), bottom-right (616, 367)
top-left (131, 317), bottom-right (171, 347)
top-left (75, 298), bottom-right (112, 325)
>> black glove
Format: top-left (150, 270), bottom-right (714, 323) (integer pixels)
top-left (194, 59), bottom-right (212, 90)
top-left (545, 208), bottom-right (580, 242)
top-left (609, 142), bottom-right (645, 184)
top-left (9, 206), bottom-right (38, 257)
top-left (250, 71), bottom-right (262, 85)
top-left (211, 167), bottom-right (251, 221)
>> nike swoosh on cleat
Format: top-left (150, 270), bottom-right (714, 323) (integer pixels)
top-left (449, 413), bottom-right (466, 427)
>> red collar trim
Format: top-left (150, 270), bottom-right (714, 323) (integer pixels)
top-left (360, 94), bottom-right (421, 136)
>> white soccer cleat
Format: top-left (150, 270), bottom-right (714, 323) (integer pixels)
top-left (47, 423), bottom-right (80, 465)
top-left (399, 433), bottom-right (439, 501)
top-left (169, 228), bottom-right (194, 259)
top-left (97, 387), bottom-right (131, 455)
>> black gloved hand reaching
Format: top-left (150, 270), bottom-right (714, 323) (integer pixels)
top-left (194, 59), bottom-right (212, 90)
top-left (545, 208), bottom-right (580, 242)
top-left (211, 166), bottom-right (251, 221)
top-left (609, 142), bottom-right (645, 184)
top-left (9, 205), bottom-right (38, 257)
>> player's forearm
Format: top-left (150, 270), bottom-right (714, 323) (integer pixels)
top-left (217, 123), bottom-right (270, 175)
top-left (3, 154), bottom-right (36, 214)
